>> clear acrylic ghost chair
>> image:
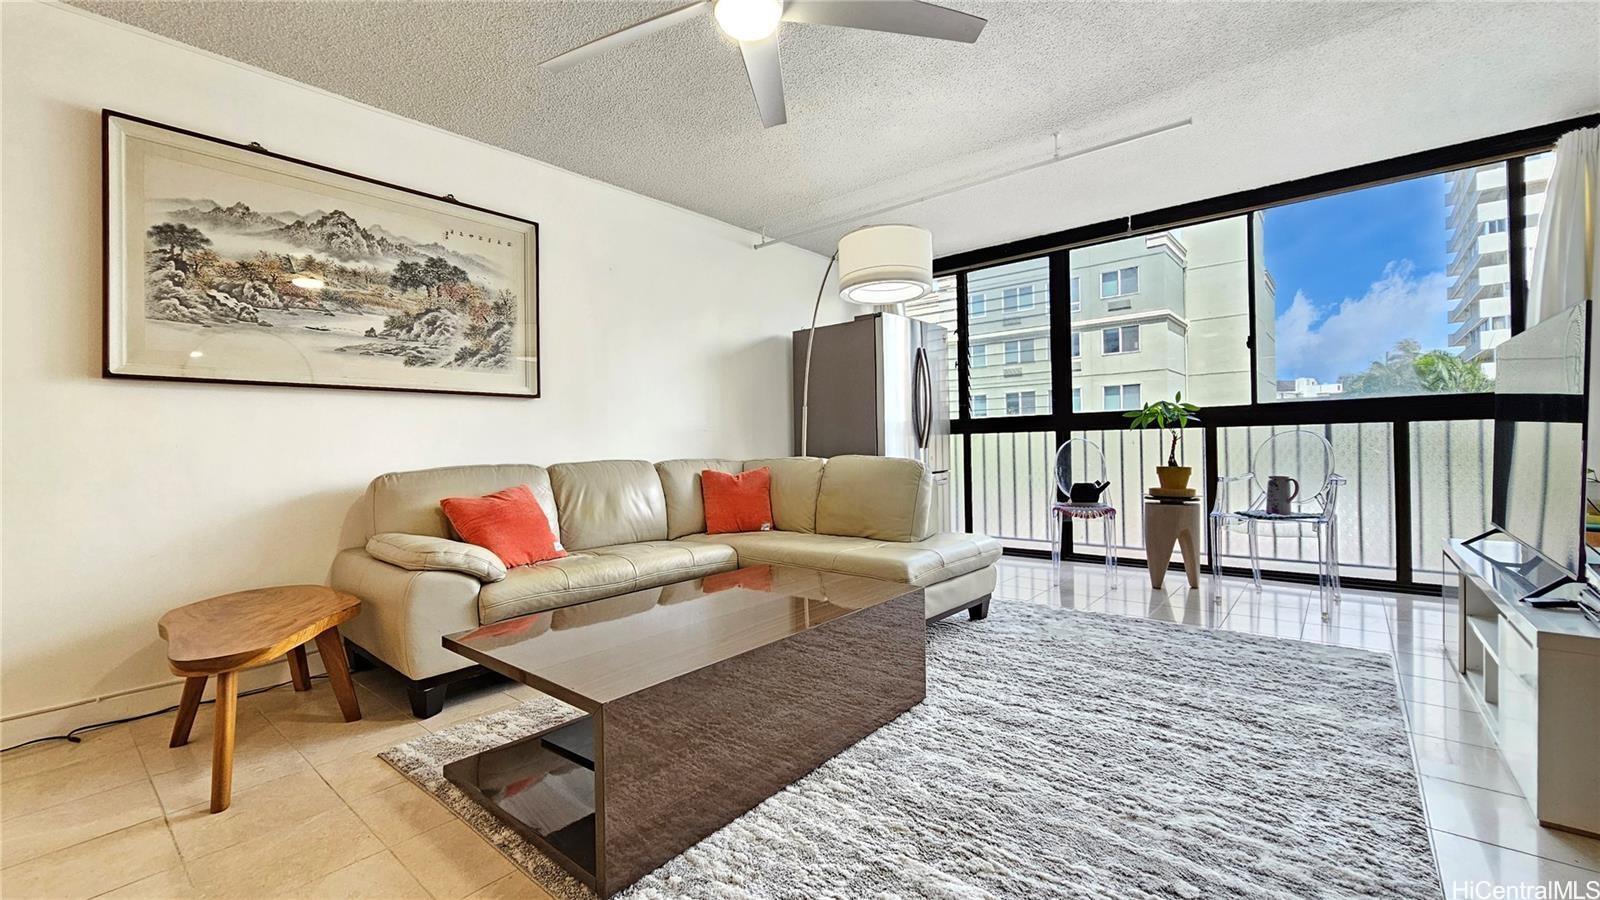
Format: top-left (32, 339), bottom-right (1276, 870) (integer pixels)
top-left (1051, 438), bottom-right (1117, 578)
top-left (1209, 428), bottom-right (1345, 620)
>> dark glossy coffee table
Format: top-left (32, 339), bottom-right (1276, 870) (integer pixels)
top-left (441, 564), bottom-right (926, 897)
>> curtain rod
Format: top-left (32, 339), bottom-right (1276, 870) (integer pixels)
top-left (752, 117), bottom-right (1193, 250)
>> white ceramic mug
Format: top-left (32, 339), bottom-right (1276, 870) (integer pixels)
top-left (1266, 475), bottom-right (1300, 515)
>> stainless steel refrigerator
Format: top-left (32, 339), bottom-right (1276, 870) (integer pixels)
top-left (792, 312), bottom-right (958, 531)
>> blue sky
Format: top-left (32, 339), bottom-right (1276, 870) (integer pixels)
top-left (1260, 173), bottom-right (1455, 383)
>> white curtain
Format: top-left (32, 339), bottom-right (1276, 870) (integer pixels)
top-left (1525, 126), bottom-right (1600, 469)
top-left (1528, 126), bottom-right (1600, 326)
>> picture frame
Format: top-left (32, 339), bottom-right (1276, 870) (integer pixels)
top-left (103, 110), bottom-right (540, 398)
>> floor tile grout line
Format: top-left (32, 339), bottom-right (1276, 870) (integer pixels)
top-left (0, 805), bottom-right (169, 873)
top-left (18, 816), bottom-right (181, 897)
top-left (0, 767), bottom-right (151, 829)
top-left (1429, 823), bottom-right (1600, 876)
top-left (129, 679), bottom-right (412, 883)
top-left (1404, 729), bottom-right (1499, 752)
top-left (1418, 770), bottom-right (1528, 801)
top-left (1428, 828), bottom-right (1600, 880)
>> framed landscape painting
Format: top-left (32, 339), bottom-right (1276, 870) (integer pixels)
top-left (104, 111), bottom-right (539, 397)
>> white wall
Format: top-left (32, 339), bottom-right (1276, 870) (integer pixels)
top-left (0, 2), bottom-right (848, 740)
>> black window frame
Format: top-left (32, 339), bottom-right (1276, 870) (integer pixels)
top-left (937, 113), bottom-right (1599, 594)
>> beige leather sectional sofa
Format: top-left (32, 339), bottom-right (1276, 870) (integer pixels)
top-left (331, 455), bottom-right (1002, 717)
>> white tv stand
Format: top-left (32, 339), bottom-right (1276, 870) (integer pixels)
top-left (1442, 537), bottom-right (1600, 837)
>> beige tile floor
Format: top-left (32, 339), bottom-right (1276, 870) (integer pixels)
top-left (1, 666), bottom-right (543, 900)
top-left (2, 558), bottom-right (1597, 898)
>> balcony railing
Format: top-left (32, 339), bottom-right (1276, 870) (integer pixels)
top-left (1461, 326), bottom-right (1511, 361)
top-left (963, 421), bottom-right (1493, 586)
top-left (1448, 276), bottom-right (1484, 321)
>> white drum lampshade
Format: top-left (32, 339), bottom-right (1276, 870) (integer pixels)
top-left (837, 224), bottom-right (934, 305)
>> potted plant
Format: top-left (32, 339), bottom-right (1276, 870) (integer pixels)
top-left (1124, 392), bottom-right (1201, 493)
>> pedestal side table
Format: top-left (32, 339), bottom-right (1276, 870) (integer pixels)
top-left (1143, 497), bottom-right (1202, 590)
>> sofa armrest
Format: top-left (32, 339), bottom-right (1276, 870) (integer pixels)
top-left (330, 548), bottom-right (483, 681)
top-left (367, 532), bottom-right (506, 582)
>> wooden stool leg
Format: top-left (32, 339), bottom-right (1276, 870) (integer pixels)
top-left (210, 671), bottom-right (238, 814)
top-left (170, 676), bottom-right (207, 748)
top-left (1177, 525), bottom-right (1201, 589)
top-left (288, 645), bottom-right (312, 692)
top-left (1145, 510), bottom-right (1179, 590)
top-left (314, 626), bottom-right (362, 723)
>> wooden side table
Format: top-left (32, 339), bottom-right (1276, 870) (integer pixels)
top-left (1143, 498), bottom-right (1202, 590)
top-left (159, 585), bottom-right (362, 813)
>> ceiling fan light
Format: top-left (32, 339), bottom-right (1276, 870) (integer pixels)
top-left (713, 0), bottom-right (783, 41)
top-left (838, 225), bottom-right (934, 305)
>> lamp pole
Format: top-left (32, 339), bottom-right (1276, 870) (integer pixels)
top-left (799, 251), bottom-right (838, 458)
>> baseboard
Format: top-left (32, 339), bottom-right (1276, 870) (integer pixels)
top-left (0, 650), bottom-right (329, 748)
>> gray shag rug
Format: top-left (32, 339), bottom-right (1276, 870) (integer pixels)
top-left (380, 604), bottom-right (1440, 899)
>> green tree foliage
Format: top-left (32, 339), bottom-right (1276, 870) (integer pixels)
top-left (1415, 350), bottom-right (1494, 392)
top-left (1339, 339), bottom-right (1493, 395)
top-left (1341, 339), bottom-right (1423, 395)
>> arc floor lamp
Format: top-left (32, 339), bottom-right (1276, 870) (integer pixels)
top-left (798, 224), bottom-right (935, 456)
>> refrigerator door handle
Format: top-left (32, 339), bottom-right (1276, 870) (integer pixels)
top-left (912, 347), bottom-right (926, 450)
top-left (913, 347), bottom-right (932, 450)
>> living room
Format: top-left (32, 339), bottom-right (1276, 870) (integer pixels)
top-left (3, 1), bottom-right (1599, 897)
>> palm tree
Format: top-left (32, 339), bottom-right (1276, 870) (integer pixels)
top-left (1415, 350), bottom-right (1493, 392)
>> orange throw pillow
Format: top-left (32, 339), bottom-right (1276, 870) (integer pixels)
top-left (440, 485), bottom-right (565, 568)
top-left (702, 467), bottom-right (774, 535)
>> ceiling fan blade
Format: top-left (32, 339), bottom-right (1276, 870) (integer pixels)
top-left (781, 0), bottom-right (985, 43)
top-left (541, 0), bottom-right (709, 71)
top-left (739, 35), bottom-right (787, 128)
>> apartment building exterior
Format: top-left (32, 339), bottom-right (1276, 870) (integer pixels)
top-left (1446, 153), bottom-right (1552, 376)
top-left (965, 258), bottom-right (1054, 416)
top-left (906, 213), bottom-right (1277, 420)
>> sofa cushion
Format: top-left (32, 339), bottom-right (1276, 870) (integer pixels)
top-left (815, 455), bottom-right (932, 541)
top-left (476, 540), bottom-right (737, 624)
top-left (743, 457), bottom-right (824, 533)
top-left (548, 460), bottom-right (668, 551)
top-left (366, 533), bottom-right (508, 583)
top-left (655, 458), bottom-right (743, 539)
top-left (677, 530), bottom-right (999, 587)
top-left (368, 464), bottom-right (559, 541)
top-left (586, 540), bottom-right (738, 581)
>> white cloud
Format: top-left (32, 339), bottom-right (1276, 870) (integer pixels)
top-left (1275, 261), bottom-right (1452, 383)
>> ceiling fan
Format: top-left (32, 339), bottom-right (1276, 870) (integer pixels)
top-left (540, 0), bottom-right (986, 128)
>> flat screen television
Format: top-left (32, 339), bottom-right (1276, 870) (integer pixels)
top-left (1490, 301), bottom-right (1591, 585)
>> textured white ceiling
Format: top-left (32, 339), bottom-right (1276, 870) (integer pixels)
top-left (73, 1), bottom-right (1600, 258)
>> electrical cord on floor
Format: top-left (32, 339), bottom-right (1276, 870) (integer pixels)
top-left (0, 673), bottom-right (331, 754)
